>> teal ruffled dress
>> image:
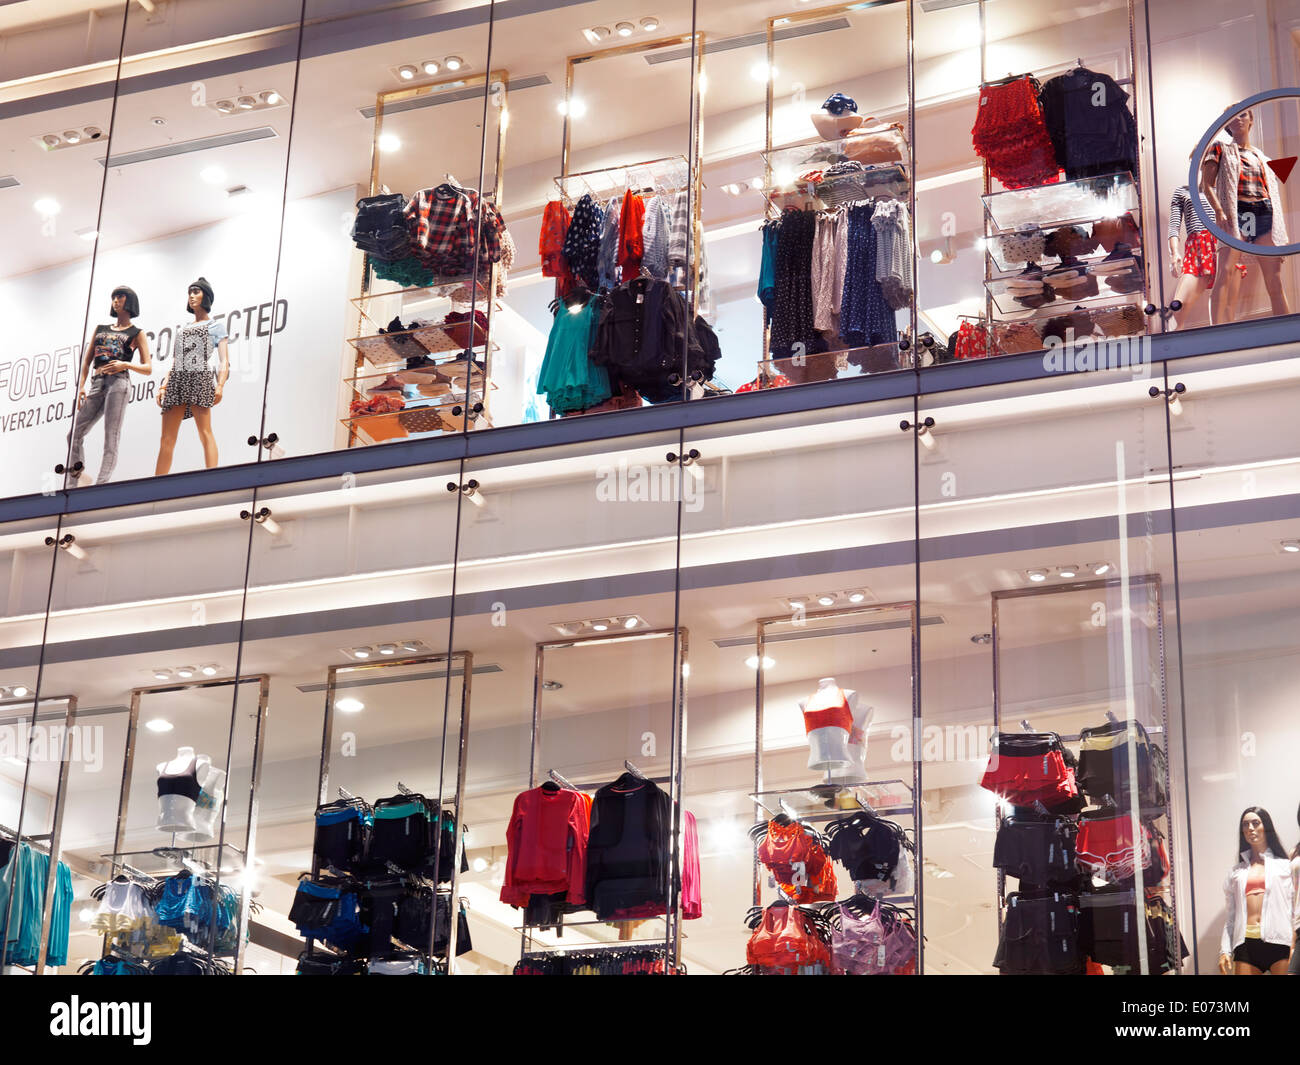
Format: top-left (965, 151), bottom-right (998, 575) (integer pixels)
top-left (537, 300), bottom-right (611, 415)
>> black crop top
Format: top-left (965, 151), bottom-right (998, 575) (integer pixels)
top-left (157, 756), bottom-right (202, 802)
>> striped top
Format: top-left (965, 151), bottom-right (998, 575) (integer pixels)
top-left (1168, 185), bottom-right (1216, 237)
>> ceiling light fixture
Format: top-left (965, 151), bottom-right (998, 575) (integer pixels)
top-left (352, 647), bottom-right (372, 659)
top-left (201, 664), bottom-right (219, 677)
top-left (378, 644), bottom-right (397, 656)
top-left (401, 642), bottom-right (421, 653)
top-left (378, 133), bottom-right (401, 152)
top-left (471, 856), bottom-right (488, 872)
top-left (970, 633), bottom-right (992, 645)
top-left (422, 60), bottom-right (440, 75)
top-left (542, 680), bottom-right (564, 691)
top-left (817, 595), bottom-right (836, 607)
top-left (152, 669), bottom-right (172, 681)
top-left (641, 16), bottom-right (660, 31)
top-left (145, 718), bottom-right (174, 733)
top-left (34, 197), bottom-right (60, 217)
top-left (215, 99), bottom-right (236, 113)
top-left (444, 56), bottom-right (463, 71)
top-left (236, 95), bottom-right (257, 110)
top-left (335, 698), bottom-right (364, 714)
top-left (261, 90), bottom-right (281, 105)
top-left (1027, 568), bottom-right (1048, 583)
top-left (592, 620), bottom-right (610, 632)
top-left (200, 165), bottom-right (226, 185)
top-left (62, 130), bottom-right (81, 144)
top-left (558, 98), bottom-right (588, 118)
top-left (398, 65), bottom-right (417, 80)
top-left (1057, 564), bottom-right (1078, 579)
top-left (616, 21), bottom-right (635, 36)
top-left (41, 134), bottom-right (60, 148)
top-left (584, 25), bottom-right (612, 43)
top-left (750, 60), bottom-right (777, 83)
top-left (175, 666), bottom-right (195, 679)
top-left (1090, 562), bottom-right (1112, 576)
top-left (745, 654), bottom-right (776, 670)
top-left (1281, 540), bottom-right (1300, 554)
top-left (848, 591), bottom-right (866, 604)
top-left (623, 617), bottom-right (639, 630)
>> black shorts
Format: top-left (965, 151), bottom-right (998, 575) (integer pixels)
top-left (994, 816), bottom-right (1077, 886)
top-left (994, 892), bottom-right (1083, 975)
top-left (314, 816), bottom-right (367, 873)
top-left (1239, 202), bottom-right (1274, 243)
top-left (1233, 937), bottom-right (1290, 970)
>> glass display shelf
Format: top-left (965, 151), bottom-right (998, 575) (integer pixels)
top-left (750, 779), bottom-right (914, 823)
top-left (990, 287), bottom-right (1146, 326)
top-left (983, 171), bottom-right (1139, 233)
top-left (344, 390), bottom-right (493, 444)
top-left (350, 326), bottom-right (496, 369)
top-left (986, 233), bottom-right (1143, 274)
top-left (101, 841), bottom-right (249, 878)
top-left (352, 274), bottom-right (489, 308)
top-left (986, 256), bottom-right (1144, 315)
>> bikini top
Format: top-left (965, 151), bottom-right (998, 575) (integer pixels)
top-left (802, 685), bottom-right (853, 734)
top-left (157, 756), bottom-right (202, 802)
top-left (757, 820), bottom-right (828, 885)
top-left (833, 902), bottom-right (917, 973)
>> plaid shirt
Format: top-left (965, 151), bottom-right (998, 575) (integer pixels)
top-left (668, 189), bottom-right (691, 268)
top-left (404, 184), bottom-right (505, 276)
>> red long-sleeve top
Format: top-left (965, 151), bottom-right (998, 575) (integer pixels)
top-left (500, 786), bottom-right (590, 908)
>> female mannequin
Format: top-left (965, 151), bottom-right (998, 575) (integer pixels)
top-left (1202, 110), bottom-right (1291, 323)
top-left (180, 763), bottom-right (226, 844)
top-left (1219, 806), bottom-right (1294, 975)
top-left (156, 277), bottom-right (228, 474)
top-left (1166, 164), bottom-right (1217, 330)
top-left (799, 677), bottom-right (860, 772)
top-left (66, 285), bottom-right (152, 485)
top-left (831, 700), bottom-right (876, 784)
top-left (156, 746), bottom-right (212, 833)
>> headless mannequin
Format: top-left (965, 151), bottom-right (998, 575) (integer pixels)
top-left (799, 677), bottom-right (860, 771)
top-left (180, 763), bottom-right (226, 844)
top-left (831, 701), bottom-right (876, 784)
top-left (156, 746), bottom-right (211, 833)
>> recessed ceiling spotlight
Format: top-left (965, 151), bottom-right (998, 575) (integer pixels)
top-left (817, 594), bottom-right (836, 607)
top-left (1057, 564), bottom-right (1078, 579)
top-left (471, 856), bottom-right (488, 872)
top-left (641, 16), bottom-right (660, 31)
top-left (623, 617), bottom-right (639, 630)
top-left (401, 642), bottom-right (421, 653)
top-left (970, 633), bottom-right (992, 645)
top-left (175, 666), bottom-right (196, 679)
top-left (62, 130), bottom-right (81, 144)
top-left (591, 620), bottom-right (610, 632)
top-left (215, 99), bottom-right (236, 113)
top-left (1027, 568), bottom-right (1048, 583)
top-left (145, 718), bottom-right (174, 733)
top-left (10, 685), bottom-right (30, 699)
top-left (201, 664), bottom-right (219, 677)
top-left (422, 60), bottom-right (440, 75)
top-left (236, 95), bottom-right (257, 110)
top-left (1090, 562), bottom-right (1112, 576)
top-left (152, 669), bottom-right (171, 681)
top-left (261, 90), bottom-right (281, 105)
top-left (41, 134), bottom-right (60, 148)
top-left (444, 56), bottom-right (463, 71)
top-left (84, 126), bottom-right (102, 140)
top-left (745, 655), bottom-right (776, 670)
top-left (200, 165), bottom-right (226, 185)
top-left (34, 197), bottom-right (60, 217)
top-left (847, 591), bottom-right (866, 604)
top-left (378, 133), bottom-right (402, 152)
top-left (584, 25), bottom-right (612, 43)
top-left (398, 65), bottom-right (417, 80)
top-left (616, 21), bottom-right (635, 36)
top-left (787, 597), bottom-right (806, 609)
top-left (336, 698), bottom-right (364, 714)
top-left (378, 644), bottom-right (397, 655)
top-left (1282, 540), bottom-right (1300, 553)
top-left (352, 647), bottom-right (372, 659)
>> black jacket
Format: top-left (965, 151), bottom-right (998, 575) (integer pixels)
top-left (591, 277), bottom-right (706, 403)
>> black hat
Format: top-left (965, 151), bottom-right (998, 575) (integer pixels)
top-left (109, 285), bottom-right (139, 319)
top-left (186, 276), bottom-right (214, 315)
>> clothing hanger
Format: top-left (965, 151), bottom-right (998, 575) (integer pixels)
top-left (984, 71), bottom-right (1028, 87)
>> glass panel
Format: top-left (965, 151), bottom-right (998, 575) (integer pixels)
top-left (918, 366), bottom-right (1184, 975)
top-left (79, 3), bottom-right (307, 484)
top-left (488, 1), bottom-right (698, 429)
top-left (1161, 345), bottom-right (1300, 973)
top-left (267, 2), bottom-right (496, 455)
top-left (24, 487), bottom-right (259, 973)
top-left (762, 2), bottom-right (913, 381)
top-left (240, 460), bottom-right (463, 974)
top-left (0, 3), bottom-right (128, 501)
top-left (679, 398), bottom-right (920, 975)
top-left (1147, 0), bottom-right (1300, 332)
top-left (448, 431), bottom-right (686, 974)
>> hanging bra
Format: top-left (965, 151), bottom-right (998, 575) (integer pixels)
top-left (157, 756), bottom-right (202, 802)
top-left (802, 685), bottom-right (853, 734)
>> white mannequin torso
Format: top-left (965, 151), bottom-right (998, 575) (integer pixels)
top-left (156, 747), bottom-right (210, 834)
top-left (180, 764), bottom-right (226, 844)
top-left (799, 677), bottom-right (859, 771)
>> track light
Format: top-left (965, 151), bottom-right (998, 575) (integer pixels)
top-left (241, 507), bottom-right (282, 536)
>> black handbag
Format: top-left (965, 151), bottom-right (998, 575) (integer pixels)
top-left (352, 193), bottom-right (411, 261)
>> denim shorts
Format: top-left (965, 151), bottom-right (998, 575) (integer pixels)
top-left (1239, 201), bottom-right (1273, 243)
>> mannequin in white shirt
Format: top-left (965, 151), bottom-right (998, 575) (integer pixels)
top-left (1219, 806), bottom-right (1295, 975)
top-left (799, 677), bottom-right (859, 772)
top-left (156, 746), bottom-right (210, 833)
